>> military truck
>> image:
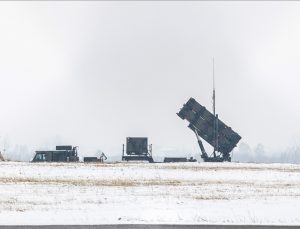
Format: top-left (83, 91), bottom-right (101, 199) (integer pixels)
top-left (32, 145), bottom-right (79, 162)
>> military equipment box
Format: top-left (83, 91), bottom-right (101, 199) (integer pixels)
top-left (122, 137), bottom-right (154, 163)
top-left (56, 145), bottom-right (73, 151)
top-left (126, 137), bottom-right (148, 155)
top-left (83, 157), bottom-right (98, 162)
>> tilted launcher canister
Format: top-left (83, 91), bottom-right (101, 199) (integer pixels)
top-left (177, 98), bottom-right (241, 162)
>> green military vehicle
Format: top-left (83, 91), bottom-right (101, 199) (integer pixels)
top-left (32, 145), bottom-right (79, 162)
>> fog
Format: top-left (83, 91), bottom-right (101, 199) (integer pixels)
top-left (1, 2), bottom-right (300, 162)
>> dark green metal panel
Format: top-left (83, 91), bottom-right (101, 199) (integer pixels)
top-left (126, 137), bottom-right (148, 155)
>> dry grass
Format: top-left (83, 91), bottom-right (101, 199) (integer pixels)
top-left (1, 176), bottom-right (299, 192)
top-left (4, 161), bottom-right (300, 173)
top-left (152, 163), bottom-right (300, 173)
top-left (0, 176), bottom-right (182, 187)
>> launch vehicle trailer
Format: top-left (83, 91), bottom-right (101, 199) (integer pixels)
top-left (177, 98), bottom-right (241, 162)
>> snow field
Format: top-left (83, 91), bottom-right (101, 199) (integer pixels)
top-left (0, 162), bottom-right (299, 225)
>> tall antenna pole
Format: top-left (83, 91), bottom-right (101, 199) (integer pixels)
top-left (213, 57), bottom-right (215, 117)
top-left (212, 57), bottom-right (217, 156)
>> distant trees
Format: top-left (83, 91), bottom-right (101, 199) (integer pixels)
top-left (233, 142), bottom-right (300, 164)
top-left (4, 144), bottom-right (33, 162)
top-left (0, 135), bottom-right (64, 162)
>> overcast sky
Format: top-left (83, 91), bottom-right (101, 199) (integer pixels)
top-left (0, 2), bottom-right (300, 157)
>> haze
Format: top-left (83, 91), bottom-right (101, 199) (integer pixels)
top-left (0, 2), bottom-right (300, 160)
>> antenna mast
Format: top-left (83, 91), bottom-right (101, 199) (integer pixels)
top-left (213, 57), bottom-right (215, 117)
top-left (212, 57), bottom-right (217, 156)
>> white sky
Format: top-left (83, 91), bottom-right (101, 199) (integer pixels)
top-left (0, 2), bottom-right (300, 156)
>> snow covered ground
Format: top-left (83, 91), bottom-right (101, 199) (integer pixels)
top-left (0, 161), bottom-right (300, 225)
